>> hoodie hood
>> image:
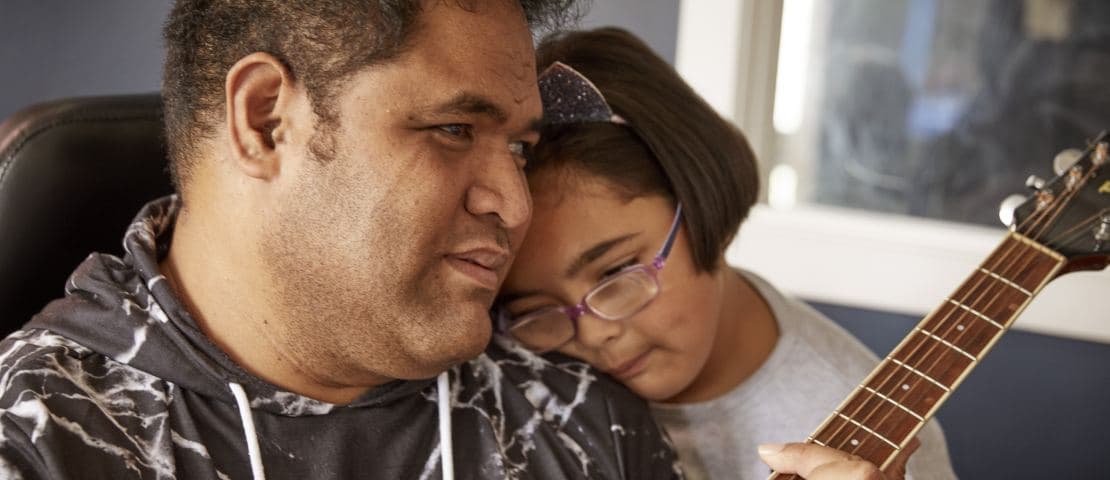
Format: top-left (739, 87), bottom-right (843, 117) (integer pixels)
top-left (26, 195), bottom-right (430, 415)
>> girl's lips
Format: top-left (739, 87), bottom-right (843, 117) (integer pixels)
top-left (608, 349), bottom-right (652, 380)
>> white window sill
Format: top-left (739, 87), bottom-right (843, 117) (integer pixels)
top-left (726, 204), bottom-right (1110, 344)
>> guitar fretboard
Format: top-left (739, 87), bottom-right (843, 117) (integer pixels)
top-left (771, 232), bottom-right (1065, 479)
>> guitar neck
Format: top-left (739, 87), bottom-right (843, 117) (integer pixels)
top-left (771, 232), bottom-right (1066, 479)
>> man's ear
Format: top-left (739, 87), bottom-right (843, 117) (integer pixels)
top-left (224, 52), bottom-right (300, 180)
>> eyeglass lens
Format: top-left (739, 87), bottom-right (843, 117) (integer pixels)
top-left (585, 268), bottom-right (658, 319)
top-left (509, 309), bottom-right (576, 351)
top-left (509, 268), bottom-right (659, 351)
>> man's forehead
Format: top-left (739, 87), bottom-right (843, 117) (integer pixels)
top-left (402, 0), bottom-right (536, 76)
top-left (347, 0), bottom-right (541, 120)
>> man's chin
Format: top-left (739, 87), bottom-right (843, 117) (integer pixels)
top-left (443, 309), bottom-right (493, 361)
top-left (402, 312), bottom-right (492, 378)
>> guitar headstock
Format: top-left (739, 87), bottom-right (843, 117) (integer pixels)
top-left (1011, 132), bottom-right (1110, 274)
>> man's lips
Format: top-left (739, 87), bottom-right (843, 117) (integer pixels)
top-left (445, 247), bottom-right (510, 290)
top-left (451, 247), bottom-right (509, 271)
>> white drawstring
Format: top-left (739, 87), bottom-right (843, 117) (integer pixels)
top-left (229, 382), bottom-right (267, 480)
top-left (227, 377), bottom-right (450, 480)
top-left (437, 371), bottom-right (455, 480)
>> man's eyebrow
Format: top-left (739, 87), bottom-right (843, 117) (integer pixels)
top-left (426, 92), bottom-right (508, 123)
top-left (565, 233), bottom-right (640, 278)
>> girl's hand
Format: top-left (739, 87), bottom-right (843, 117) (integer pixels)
top-left (758, 437), bottom-right (919, 480)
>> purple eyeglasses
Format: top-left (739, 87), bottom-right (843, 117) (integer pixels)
top-left (498, 203), bottom-right (684, 352)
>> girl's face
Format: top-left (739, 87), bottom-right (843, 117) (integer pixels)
top-left (500, 172), bottom-right (727, 401)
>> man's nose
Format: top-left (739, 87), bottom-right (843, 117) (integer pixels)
top-left (465, 148), bottom-right (531, 229)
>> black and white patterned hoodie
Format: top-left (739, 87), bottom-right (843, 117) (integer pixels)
top-left (0, 196), bottom-right (682, 480)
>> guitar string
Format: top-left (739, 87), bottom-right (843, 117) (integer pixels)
top-left (814, 235), bottom-right (1034, 462)
top-left (831, 161), bottom-right (1099, 460)
top-left (831, 161), bottom-right (1100, 462)
top-left (773, 151), bottom-right (1104, 479)
top-left (1040, 141), bottom-right (1110, 250)
top-left (783, 147), bottom-right (1105, 479)
top-left (819, 155), bottom-right (1101, 464)
top-left (807, 236), bottom-right (1033, 461)
top-left (822, 207), bottom-right (1058, 461)
top-left (1042, 207), bottom-right (1108, 252)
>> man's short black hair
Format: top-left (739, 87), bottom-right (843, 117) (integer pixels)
top-left (162, 0), bottom-right (582, 191)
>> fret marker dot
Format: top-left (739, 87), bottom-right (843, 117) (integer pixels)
top-left (902, 384), bottom-right (910, 391)
top-left (956, 324), bottom-right (965, 331)
top-left (850, 439), bottom-right (860, 446)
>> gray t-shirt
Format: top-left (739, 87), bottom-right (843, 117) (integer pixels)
top-left (652, 271), bottom-right (957, 480)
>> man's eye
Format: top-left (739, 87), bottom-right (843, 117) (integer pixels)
top-left (437, 124), bottom-right (473, 140)
top-left (508, 140), bottom-right (532, 156)
top-left (508, 141), bottom-right (534, 166)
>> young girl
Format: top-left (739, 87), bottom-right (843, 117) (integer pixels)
top-left (497, 27), bottom-right (957, 480)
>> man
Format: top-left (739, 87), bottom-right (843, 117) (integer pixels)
top-left (0, 0), bottom-right (909, 478)
top-left (0, 1), bottom-right (681, 478)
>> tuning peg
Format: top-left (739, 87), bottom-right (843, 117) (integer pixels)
top-left (1025, 175), bottom-right (1046, 190)
top-left (1095, 214), bottom-right (1110, 242)
top-left (1095, 142), bottom-right (1109, 166)
top-left (1053, 148), bottom-right (1083, 175)
top-left (998, 194), bottom-right (1026, 227)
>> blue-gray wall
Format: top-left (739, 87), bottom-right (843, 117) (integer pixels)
top-left (580, 0), bottom-right (678, 63)
top-left (0, 0), bottom-right (678, 121)
top-left (0, 0), bottom-right (172, 121)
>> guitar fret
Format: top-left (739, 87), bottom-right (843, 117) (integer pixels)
top-left (945, 298), bottom-right (1005, 330)
top-left (1010, 232), bottom-right (1067, 261)
top-left (977, 267), bottom-right (1033, 296)
top-left (916, 327), bottom-right (977, 361)
top-left (835, 413), bottom-right (901, 449)
top-left (807, 436), bottom-right (826, 447)
top-left (887, 358), bottom-right (950, 392)
top-left (924, 301), bottom-right (1004, 360)
top-left (863, 386), bottom-right (925, 422)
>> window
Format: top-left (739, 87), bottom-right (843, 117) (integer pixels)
top-left (677, 0), bottom-right (1110, 343)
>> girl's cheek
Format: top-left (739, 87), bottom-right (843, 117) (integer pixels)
top-left (639, 307), bottom-right (687, 341)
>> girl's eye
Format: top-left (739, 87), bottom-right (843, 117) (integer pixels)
top-left (601, 258), bottom-right (639, 280)
top-left (507, 304), bottom-right (555, 321)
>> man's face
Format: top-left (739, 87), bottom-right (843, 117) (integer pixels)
top-left (259, 1), bottom-right (540, 386)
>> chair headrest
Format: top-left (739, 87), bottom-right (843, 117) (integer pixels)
top-left (0, 94), bottom-right (173, 334)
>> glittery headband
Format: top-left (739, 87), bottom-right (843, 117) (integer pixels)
top-left (537, 61), bottom-right (627, 126)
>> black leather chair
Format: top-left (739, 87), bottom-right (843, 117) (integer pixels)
top-left (0, 94), bottom-right (173, 336)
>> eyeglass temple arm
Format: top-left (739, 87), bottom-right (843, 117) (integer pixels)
top-left (652, 203), bottom-right (684, 270)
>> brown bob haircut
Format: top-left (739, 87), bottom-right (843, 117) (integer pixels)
top-left (531, 27), bottom-right (761, 273)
